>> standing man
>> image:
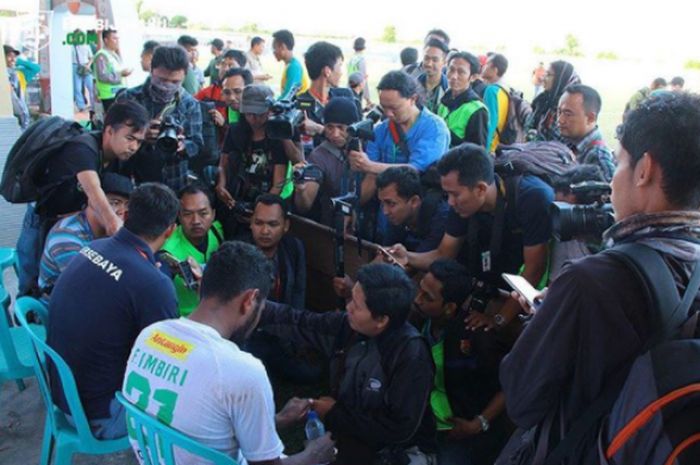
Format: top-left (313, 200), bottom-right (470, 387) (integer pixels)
top-left (94, 29), bottom-right (131, 112)
top-left (347, 37), bottom-right (371, 108)
top-left (481, 53), bottom-right (510, 152)
top-left (246, 36), bottom-right (272, 83)
top-left (418, 38), bottom-right (449, 113)
top-left (532, 62), bottom-right (545, 97)
top-left (203, 38), bottom-right (224, 86)
top-left (4, 44), bottom-right (29, 129)
top-left (140, 40), bottom-right (159, 72)
top-left (72, 30), bottom-right (95, 112)
top-left (272, 29), bottom-right (310, 97)
top-left (177, 35), bottom-right (201, 95)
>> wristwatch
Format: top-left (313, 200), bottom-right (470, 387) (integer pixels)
top-left (477, 414), bottom-right (490, 432)
top-left (493, 313), bottom-right (506, 327)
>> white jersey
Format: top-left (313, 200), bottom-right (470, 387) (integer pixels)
top-left (123, 318), bottom-right (284, 465)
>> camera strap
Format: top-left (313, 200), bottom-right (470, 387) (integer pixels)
top-left (388, 120), bottom-right (409, 159)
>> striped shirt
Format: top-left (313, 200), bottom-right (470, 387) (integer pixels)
top-left (39, 211), bottom-right (95, 294)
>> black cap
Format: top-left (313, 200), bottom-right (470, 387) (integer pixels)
top-left (3, 45), bottom-right (20, 56)
top-left (353, 37), bottom-right (366, 51)
top-left (101, 173), bottom-right (134, 198)
top-left (209, 38), bottom-right (224, 51)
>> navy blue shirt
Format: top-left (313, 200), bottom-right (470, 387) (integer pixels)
top-left (48, 228), bottom-right (178, 420)
top-left (384, 197), bottom-right (449, 252)
top-left (445, 175), bottom-right (554, 286)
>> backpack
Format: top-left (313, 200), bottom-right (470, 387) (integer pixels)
top-left (494, 141), bottom-right (577, 186)
top-left (1, 116), bottom-right (97, 204)
top-left (523, 243), bottom-right (700, 465)
top-left (497, 87), bottom-right (533, 145)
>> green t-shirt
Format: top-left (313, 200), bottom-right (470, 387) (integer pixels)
top-left (161, 222), bottom-right (223, 316)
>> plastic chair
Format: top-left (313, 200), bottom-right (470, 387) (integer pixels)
top-left (115, 391), bottom-right (238, 465)
top-left (14, 297), bottom-right (130, 465)
top-left (0, 248), bottom-right (43, 392)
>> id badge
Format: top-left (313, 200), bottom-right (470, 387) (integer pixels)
top-left (481, 251), bottom-right (491, 272)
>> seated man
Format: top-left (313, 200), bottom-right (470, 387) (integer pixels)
top-left (415, 259), bottom-right (510, 465)
top-left (38, 173), bottom-right (133, 297)
top-left (48, 183), bottom-right (180, 439)
top-left (557, 84), bottom-right (616, 181)
top-left (438, 52), bottom-right (489, 148)
top-left (391, 143), bottom-right (554, 331)
top-left (294, 97), bottom-right (361, 226)
top-left (160, 183), bottom-right (224, 316)
top-left (259, 263), bottom-right (437, 464)
top-left (377, 166), bottom-right (449, 252)
top-left (124, 241), bottom-right (335, 465)
top-left (349, 70), bottom-right (450, 205)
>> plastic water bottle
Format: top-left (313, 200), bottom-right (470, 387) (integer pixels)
top-left (304, 410), bottom-right (326, 440)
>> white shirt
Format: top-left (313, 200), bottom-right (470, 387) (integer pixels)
top-left (123, 318), bottom-right (284, 465)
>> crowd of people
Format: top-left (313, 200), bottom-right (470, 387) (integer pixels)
top-left (4, 24), bottom-right (700, 465)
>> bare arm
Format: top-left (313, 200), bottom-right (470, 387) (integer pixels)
top-left (76, 170), bottom-right (122, 235)
top-left (282, 139), bottom-right (304, 164)
top-left (270, 164), bottom-right (287, 195)
top-left (293, 180), bottom-right (320, 213)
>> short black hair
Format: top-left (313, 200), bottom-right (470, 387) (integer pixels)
top-left (254, 193), bottom-right (290, 218)
top-left (424, 38), bottom-right (449, 56)
top-left (437, 143), bottom-right (494, 187)
top-left (356, 263), bottom-right (416, 329)
top-left (223, 49), bottom-right (247, 68)
top-left (619, 92), bottom-right (700, 209)
top-left (428, 259), bottom-right (472, 307)
top-left (210, 38), bottom-right (224, 51)
top-left (376, 166), bottom-right (422, 200)
top-left (178, 182), bottom-right (214, 207)
top-left (425, 28), bottom-right (450, 46)
top-left (222, 67), bottom-right (253, 85)
top-left (176, 35), bottom-right (198, 48)
top-left (564, 84), bottom-right (602, 117)
top-left (124, 183), bottom-right (180, 240)
top-left (142, 40), bottom-right (159, 55)
top-left (448, 51), bottom-right (481, 75)
top-left (552, 165), bottom-right (605, 197)
top-left (104, 100), bottom-right (149, 132)
top-left (305, 41), bottom-right (344, 80)
top-left (671, 76), bottom-right (685, 87)
top-left (251, 36), bottom-right (265, 48)
top-left (102, 29), bottom-right (116, 41)
top-left (200, 241), bottom-right (273, 304)
top-left (651, 77), bottom-right (667, 89)
top-left (488, 53), bottom-right (508, 77)
top-left (150, 45), bottom-right (190, 73)
top-left (400, 47), bottom-right (418, 66)
top-left (272, 29), bottom-right (295, 51)
top-left (353, 37), bottom-right (366, 51)
top-left (377, 70), bottom-right (420, 99)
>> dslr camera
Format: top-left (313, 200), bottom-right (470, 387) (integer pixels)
top-left (156, 115), bottom-right (182, 154)
top-left (346, 106), bottom-right (383, 152)
top-left (551, 181), bottom-right (615, 241)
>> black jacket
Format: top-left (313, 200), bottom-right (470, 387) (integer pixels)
top-left (259, 302), bottom-right (437, 461)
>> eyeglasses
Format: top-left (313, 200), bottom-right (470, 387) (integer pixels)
top-left (222, 88), bottom-right (244, 96)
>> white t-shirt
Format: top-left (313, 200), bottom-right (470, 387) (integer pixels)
top-left (123, 318), bottom-right (284, 465)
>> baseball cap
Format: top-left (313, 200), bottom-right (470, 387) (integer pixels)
top-left (348, 72), bottom-right (364, 87)
top-left (323, 97), bottom-right (361, 126)
top-left (3, 45), bottom-right (20, 56)
top-left (240, 85), bottom-right (274, 114)
top-left (209, 38), bottom-right (224, 50)
top-left (101, 173), bottom-right (134, 198)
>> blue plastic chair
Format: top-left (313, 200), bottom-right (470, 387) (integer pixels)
top-left (115, 391), bottom-right (238, 465)
top-left (14, 297), bottom-right (130, 465)
top-left (0, 248), bottom-right (43, 392)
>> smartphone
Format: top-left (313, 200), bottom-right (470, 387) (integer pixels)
top-left (158, 252), bottom-right (199, 291)
top-left (502, 273), bottom-right (540, 308)
top-left (377, 246), bottom-right (406, 269)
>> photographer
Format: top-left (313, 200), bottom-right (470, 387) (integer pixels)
top-left (293, 97), bottom-right (361, 226)
top-left (498, 92), bottom-right (700, 465)
top-left (116, 45), bottom-right (203, 191)
top-left (348, 70), bottom-right (450, 205)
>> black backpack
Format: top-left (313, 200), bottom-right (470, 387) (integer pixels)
top-left (1, 116), bottom-right (97, 203)
top-left (494, 141), bottom-right (577, 186)
top-left (496, 87), bottom-right (533, 145)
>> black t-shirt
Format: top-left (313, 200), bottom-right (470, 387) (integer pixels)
top-left (38, 136), bottom-right (101, 216)
top-left (445, 175), bottom-right (554, 287)
top-left (222, 122), bottom-right (289, 201)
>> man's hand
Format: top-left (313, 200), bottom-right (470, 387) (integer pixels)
top-left (386, 244), bottom-right (409, 267)
top-left (209, 108), bottom-right (225, 127)
top-left (332, 275), bottom-right (354, 299)
top-left (146, 119), bottom-right (161, 144)
top-left (300, 112), bottom-right (324, 137)
top-left (303, 433), bottom-right (337, 464)
top-left (215, 183), bottom-right (235, 209)
top-left (176, 134), bottom-right (186, 154)
top-left (447, 417), bottom-right (483, 440)
top-left (510, 289), bottom-right (546, 315)
top-left (464, 311), bottom-right (496, 331)
top-left (186, 257), bottom-right (203, 282)
top-left (276, 397), bottom-right (312, 429)
top-left (311, 396), bottom-right (336, 420)
top-left (348, 150), bottom-right (373, 173)
top-left (121, 68), bottom-right (133, 77)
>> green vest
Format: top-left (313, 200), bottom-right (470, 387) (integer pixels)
top-left (161, 222), bottom-right (224, 316)
top-left (347, 54), bottom-right (363, 75)
top-left (423, 322), bottom-right (454, 431)
top-left (438, 100), bottom-right (487, 142)
top-left (93, 49), bottom-right (124, 100)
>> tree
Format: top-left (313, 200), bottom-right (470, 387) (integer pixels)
top-left (169, 15), bottom-right (188, 29)
top-left (557, 33), bottom-right (583, 57)
top-left (239, 22), bottom-right (260, 33)
top-left (381, 25), bottom-right (397, 43)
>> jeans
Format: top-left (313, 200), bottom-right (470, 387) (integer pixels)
top-left (65, 397), bottom-right (127, 439)
top-left (73, 63), bottom-right (95, 111)
top-left (16, 204), bottom-right (42, 296)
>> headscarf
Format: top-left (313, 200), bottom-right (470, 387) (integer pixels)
top-left (528, 60), bottom-right (580, 140)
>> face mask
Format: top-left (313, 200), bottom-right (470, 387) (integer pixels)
top-left (150, 76), bottom-right (180, 104)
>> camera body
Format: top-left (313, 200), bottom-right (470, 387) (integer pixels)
top-left (552, 181), bottom-right (615, 241)
top-left (156, 115), bottom-right (181, 154)
top-left (265, 84), bottom-right (312, 140)
top-left (292, 163), bottom-right (324, 184)
top-left (347, 118), bottom-right (376, 152)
